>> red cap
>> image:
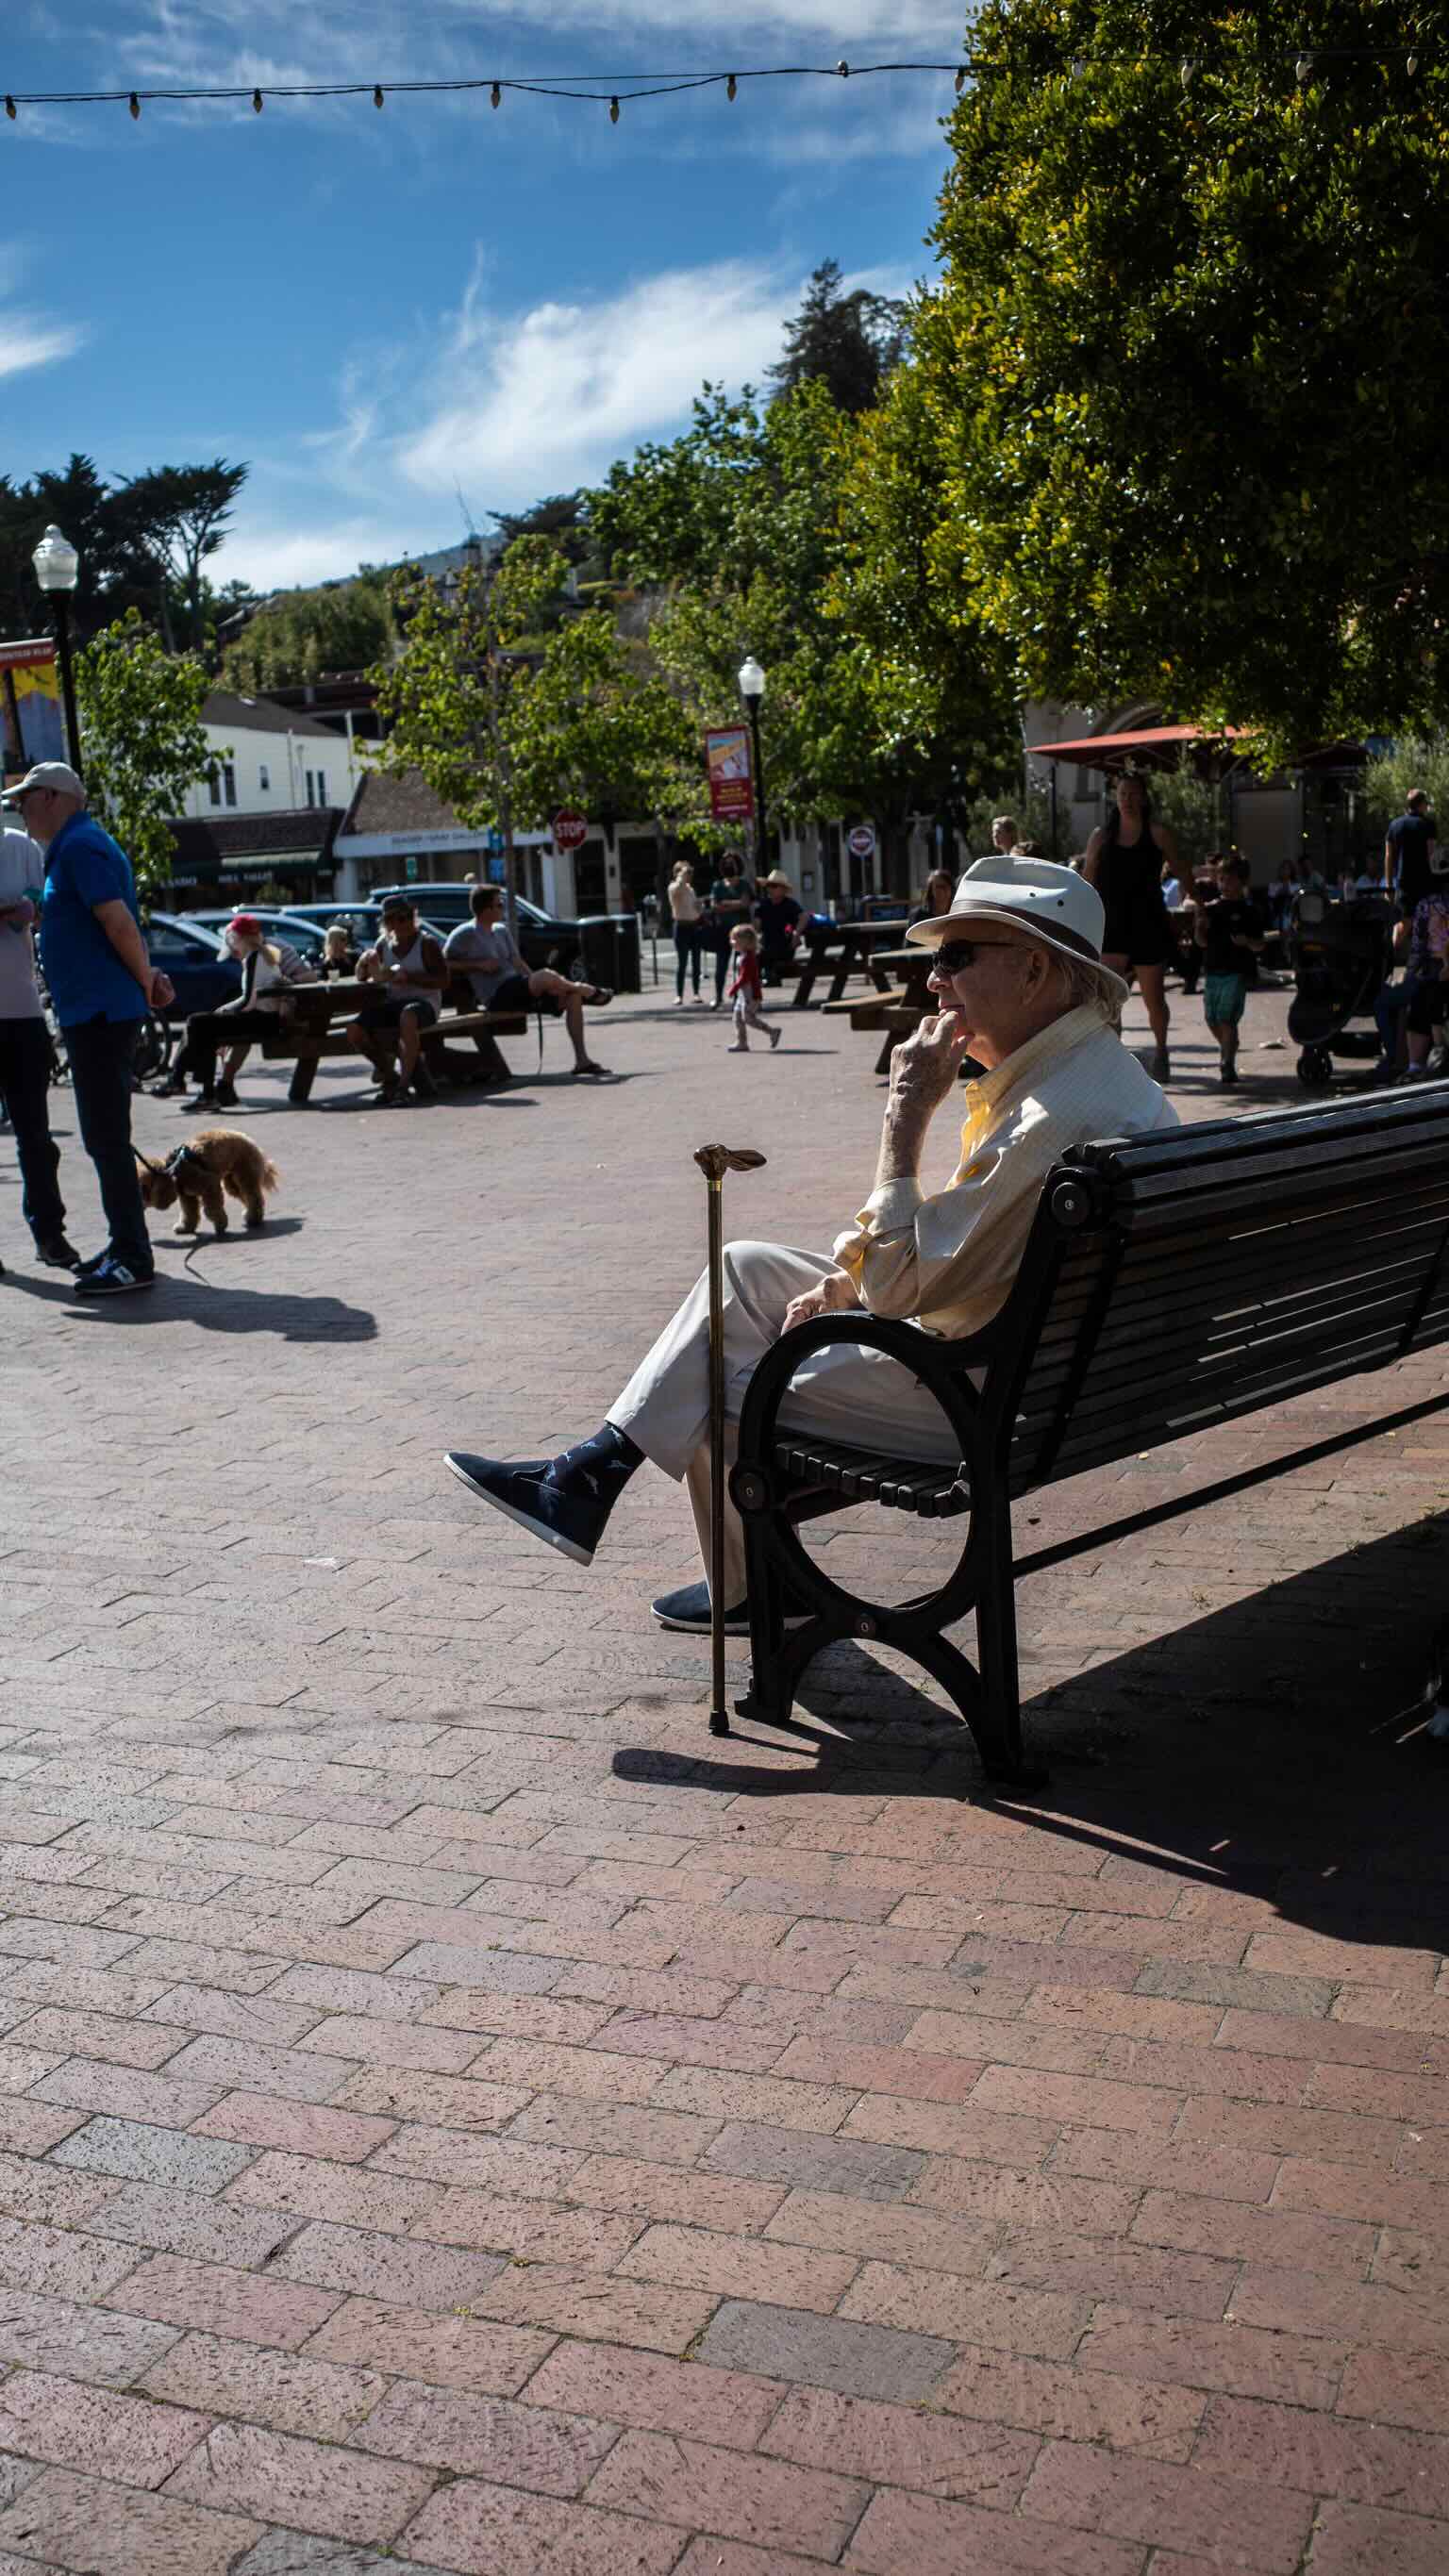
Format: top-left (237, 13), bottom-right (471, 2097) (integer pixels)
top-left (227, 914), bottom-right (263, 938)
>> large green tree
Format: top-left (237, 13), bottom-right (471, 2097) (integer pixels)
top-left (910, 0), bottom-right (1449, 755)
top-left (115, 460), bottom-right (248, 656)
top-left (768, 258), bottom-right (909, 415)
top-left (222, 573), bottom-right (394, 691)
top-left (75, 610), bottom-right (215, 895)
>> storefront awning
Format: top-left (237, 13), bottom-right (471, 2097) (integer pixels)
top-left (1031, 724), bottom-right (1244, 772)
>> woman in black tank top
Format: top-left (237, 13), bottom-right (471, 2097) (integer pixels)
top-left (1082, 772), bottom-right (1186, 1082)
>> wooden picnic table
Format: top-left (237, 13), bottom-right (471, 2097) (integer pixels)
top-left (249, 980), bottom-right (526, 1105)
top-left (791, 919), bottom-right (908, 1009)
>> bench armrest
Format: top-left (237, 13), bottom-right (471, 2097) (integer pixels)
top-left (735, 1306), bottom-right (1001, 1489)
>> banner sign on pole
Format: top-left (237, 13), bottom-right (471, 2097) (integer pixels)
top-left (0, 638), bottom-right (63, 773)
top-left (705, 725), bottom-right (754, 825)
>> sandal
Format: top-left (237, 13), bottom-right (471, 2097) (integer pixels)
top-left (571, 1061), bottom-right (610, 1080)
top-left (580, 985), bottom-right (614, 1006)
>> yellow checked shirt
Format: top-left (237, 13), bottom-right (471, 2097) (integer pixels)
top-left (832, 1006), bottom-right (1178, 1338)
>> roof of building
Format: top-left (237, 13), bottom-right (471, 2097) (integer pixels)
top-left (339, 768), bottom-right (472, 840)
top-left (202, 690), bottom-right (341, 740)
top-left (167, 807), bottom-right (343, 872)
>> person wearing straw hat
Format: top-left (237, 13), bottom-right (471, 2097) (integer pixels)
top-left (443, 856), bottom-right (1177, 1633)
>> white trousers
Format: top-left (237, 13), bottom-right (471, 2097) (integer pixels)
top-left (610, 1239), bottom-right (963, 1605)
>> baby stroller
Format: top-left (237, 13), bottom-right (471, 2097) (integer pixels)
top-left (1287, 889), bottom-right (1395, 1088)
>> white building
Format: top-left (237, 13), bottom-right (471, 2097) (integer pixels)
top-left (181, 691), bottom-right (365, 823)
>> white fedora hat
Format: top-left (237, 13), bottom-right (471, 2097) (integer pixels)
top-left (906, 854), bottom-right (1128, 1005)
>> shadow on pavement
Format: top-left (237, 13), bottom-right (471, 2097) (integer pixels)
top-left (44, 1274), bottom-right (378, 1340)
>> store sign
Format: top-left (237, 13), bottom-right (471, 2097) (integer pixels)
top-left (705, 726), bottom-right (754, 824)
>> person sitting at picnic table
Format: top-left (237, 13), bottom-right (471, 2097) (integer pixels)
top-left (317, 923), bottom-right (356, 979)
top-left (348, 894), bottom-right (450, 1105)
top-left (756, 869), bottom-right (802, 985)
top-left (159, 915), bottom-right (307, 1111)
top-left (443, 855), bottom-right (1177, 1634)
top-left (708, 850), bottom-right (752, 1008)
top-left (909, 869), bottom-right (956, 927)
top-left (442, 883), bottom-right (613, 1081)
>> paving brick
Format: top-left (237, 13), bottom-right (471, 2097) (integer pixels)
top-left (0, 2281), bottom-right (181, 2385)
top-left (1020, 2440), bottom-right (1318, 2571)
top-left (0, 2149), bottom-right (121, 2230)
top-left (843, 2091), bottom-right (1060, 2167)
top-left (839, 2261), bottom-right (1090, 2359)
top-left (87, 2179), bottom-right (299, 2269)
top-left (672, 2546), bottom-right (836, 2576)
top-left (701, 2119), bottom-right (924, 2201)
top-left (397, 2478), bottom-right (684, 2576)
top-left (843, 2486), bottom-right (1144, 2576)
top-left (165, 2420), bottom-right (435, 2546)
top-left (103, 2252), bottom-right (341, 2348)
top-left (31, 2057), bottom-right (225, 2127)
top-left (0, 2465), bottom-right (261, 2576)
top-left (225, 2150), bottom-right (446, 2235)
top-left (508, 2093), bottom-right (724, 2166)
top-left (616, 2221), bottom-right (857, 2312)
top-left (1129, 2184), bottom-right (1374, 2274)
top-left (1194, 2394), bottom-right (1449, 2517)
top-left (270, 2220), bottom-right (507, 2312)
top-left (160, 2034), bottom-right (355, 2103)
top-left (906, 2156), bottom-right (1143, 2235)
top-left (522, 2340), bottom-right (783, 2449)
top-left (584, 2430), bottom-right (867, 2557)
top-left (1174, 2093), bottom-right (1407, 2169)
top-left (331, 2065), bottom-right (532, 2130)
top-left (0, 2094), bottom-right (89, 2155)
top-left (696, 2298), bottom-right (952, 2401)
top-left (142, 2330), bottom-right (390, 2439)
top-left (937, 2344), bottom-right (1206, 2459)
top-left (233, 2536), bottom-right (456, 2576)
top-left (304, 2298), bottom-right (554, 2397)
top-left (7, 2005), bottom-right (189, 2069)
top-left (1050, 2126), bottom-right (1280, 2202)
top-left (1338, 2349), bottom-right (1449, 2435)
top-left (764, 2185), bottom-right (994, 2274)
top-left (0, 2213), bottom-right (141, 2302)
top-left (354, 2380), bottom-right (617, 2494)
top-left (1079, 2304), bottom-right (1347, 2408)
top-left (762, 2384), bottom-right (1038, 2503)
top-left (0, 2364), bottom-right (209, 2484)
top-left (1228, 2263), bottom-right (1449, 2353)
top-left (473, 2264), bottom-right (717, 2354)
top-left (191, 2093), bottom-right (399, 2162)
top-left (54, 2114), bottom-right (257, 2193)
top-left (288, 2013), bottom-right (482, 2074)
top-left (568, 2152), bottom-right (787, 2236)
top-left (1307, 2500), bottom-right (1449, 2576)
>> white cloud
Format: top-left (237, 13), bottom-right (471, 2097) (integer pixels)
top-left (0, 314), bottom-right (85, 379)
top-left (215, 515), bottom-right (401, 590)
top-left (399, 258), bottom-right (801, 500)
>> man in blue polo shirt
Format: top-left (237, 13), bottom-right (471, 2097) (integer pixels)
top-left (10, 761), bottom-right (173, 1297)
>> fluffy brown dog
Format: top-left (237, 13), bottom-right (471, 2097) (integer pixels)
top-left (136, 1131), bottom-right (279, 1236)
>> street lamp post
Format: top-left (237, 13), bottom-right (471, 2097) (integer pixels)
top-left (738, 654), bottom-right (768, 874)
top-left (32, 524), bottom-right (82, 784)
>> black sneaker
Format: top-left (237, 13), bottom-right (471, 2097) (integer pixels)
top-left (443, 1452), bottom-right (609, 1566)
top-left (1218, 1060), bottom-right (1239, 1089)
top-left (181, 1091), bottom-right (217, 1115)
top-left (651, 1580), bottom-right (811, 1635)
top-left (410, 1064), bottom-right (439, 1101)
top-left (35, 1235), bottom-right (82, 1270)
top-left (75, 1246), bottom-right (113, 1277)
top-left (213, 1079), bottom-right (240, 1108)
top-left (73, 1256), bottom-right (155, 1298)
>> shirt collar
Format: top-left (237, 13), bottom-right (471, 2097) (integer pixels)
top-left (961, 1005), bottom-right (1105, 1117)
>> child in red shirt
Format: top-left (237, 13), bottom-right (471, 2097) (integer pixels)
top-left (726, 923), bottom-right (779, 1052)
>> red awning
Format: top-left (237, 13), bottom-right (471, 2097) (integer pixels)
top-left (1031, 723), bottom-right (1243, 770)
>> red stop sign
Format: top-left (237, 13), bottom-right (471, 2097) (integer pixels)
top-left (553, 808), bottom-right (588, 853)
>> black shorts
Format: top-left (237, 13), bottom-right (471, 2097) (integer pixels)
top-left (489, 972), bottom-right (558, 1016)
top-left (1100, 899), bottom-right (1176, 969)
top-left (355, 994), bottom-right (438, 1033)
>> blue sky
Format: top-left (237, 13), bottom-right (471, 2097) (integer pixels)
top-left (4, 2), bottom-right (964, 591)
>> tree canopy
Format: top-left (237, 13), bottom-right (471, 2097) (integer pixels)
top-left (0, 454), bottom-right (250, 658)
top-left (767, 258), bottom-right (909, 414)
top-left (75, 610), bottom-right (215, 894)
top-left (903, 0), bottom-right (1449, 756)
top-left (222, 573), bottom-right (394, 691)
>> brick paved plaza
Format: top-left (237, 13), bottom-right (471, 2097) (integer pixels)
top-left (0, 976), bottom-right (1445, 2576)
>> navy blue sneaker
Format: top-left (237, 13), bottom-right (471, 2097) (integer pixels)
top-left (651, 1580), bottom-right (811, 1636)
top-left (444, 1452), bottom-right (609, 1566)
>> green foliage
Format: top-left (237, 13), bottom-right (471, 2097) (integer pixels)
top-left (914, 0), bottom-right (1449, 752)
top-left (508, 610), bottom-right (702, 838)
top-left (0, 453), bottom-right (249, 656)
top-left (116, 460), bottom-right (248, 655)
top-left (223, 575), bottom-right (394, 691)
top-left (1361, 738), bottom-right (1449, 829)
top-left (75, 610), bottom-right (215, 895)
top-left (768, 258), bottom-right (909, 415)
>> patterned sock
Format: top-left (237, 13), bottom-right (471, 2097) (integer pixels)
top-left (544, 1421), bottom-right (644, 1508)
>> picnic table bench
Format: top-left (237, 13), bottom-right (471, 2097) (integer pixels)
top-left (792, 921), bottom-right (906, 1009)
top-left (252, 980), bottom-right (528, 1105)
top-left (728, 1082), bottom-right (1449, 1787)
top-left (823, 945), bottom-right (935, 1071)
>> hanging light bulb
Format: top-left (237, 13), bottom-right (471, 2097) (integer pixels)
top-left (1407, 51), bottom-right (1419, 75)
top-left (1295, 54), bottom-right (1315, 84)
top-left (838, 58), bottom-right (850, 76)
top-left (252, 87), bottom-right (263, 112)
top-left (1072, 57), bottom-right (1088, 81)
top-left (491, 81), bottom-right (501, 108)
top-left (128, 91), bottom-right (141, 119)
top-left (955, 66), bottom-right (967, 94)
top-left (726, 74), bottom-right (737, 102)
top-left (4, 95), bottom-right (14, 119)
top-left (374, 84), bottom-right (384, 108)
top-left (609, 94), bottom-right (620, 123)
top-left (1180, 58), bottom-right (1196, 90)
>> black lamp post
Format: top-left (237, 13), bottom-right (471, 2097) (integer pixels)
top-left (32, 524), bottom-right (82, 784)
top-left (738, 654), bottom-right (768, 872)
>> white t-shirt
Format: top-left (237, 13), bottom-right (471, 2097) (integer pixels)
top-left (0, 827), bottom-right (44, 1022)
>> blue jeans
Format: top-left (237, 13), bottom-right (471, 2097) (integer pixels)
top-left (61, 1014), bottom-right (152, 1274)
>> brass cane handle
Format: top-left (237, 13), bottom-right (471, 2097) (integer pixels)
top-left (694, 1145), bottom-right (768, 1180)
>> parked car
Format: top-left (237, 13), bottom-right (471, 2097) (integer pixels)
top-left (273, 901), bottom-right (443, 952)
top-left (182, 906), bottom-right (330, 959)
top-left (143, 914), bottom-right (242, 1016)
top-left (374, 882), bottom-right (587, 975)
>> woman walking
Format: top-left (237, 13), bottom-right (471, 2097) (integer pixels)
top-left (1081, 772), bottom-right (1185, 1080)
top-left (668, 860), bottom-right (706, 1005)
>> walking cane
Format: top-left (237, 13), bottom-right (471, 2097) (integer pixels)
top-left (693, 1143), bottom-right (767, 1737)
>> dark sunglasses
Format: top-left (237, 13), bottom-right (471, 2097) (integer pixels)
top-left (932, 937), bottom-right (1016, 976)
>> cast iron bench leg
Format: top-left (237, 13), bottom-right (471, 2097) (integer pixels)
top-left (288, 1051), bottom-right (321, 1105)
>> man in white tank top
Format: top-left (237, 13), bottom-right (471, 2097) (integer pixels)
top-left (348, 894), bottom-right (449, 1104)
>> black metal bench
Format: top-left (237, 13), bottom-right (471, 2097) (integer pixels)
top-left (730, 1084), bottom-right (1449, 1788)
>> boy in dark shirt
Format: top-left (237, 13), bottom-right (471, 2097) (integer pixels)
top-left (1194, 854), bottom-right (1266, 1088)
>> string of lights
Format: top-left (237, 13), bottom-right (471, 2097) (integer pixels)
top-left (0, 46), bottom-right (1438, 124)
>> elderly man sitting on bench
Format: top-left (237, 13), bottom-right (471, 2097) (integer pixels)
top-left (446, 856), bottom-right (1178, 1631)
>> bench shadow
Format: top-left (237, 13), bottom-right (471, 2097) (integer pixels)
top-left (612, 1513), bottom-right (1447, 1946)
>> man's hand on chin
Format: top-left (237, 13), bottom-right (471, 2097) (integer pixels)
top-left (780, 1272), bottom-right (859, 1336)
top-left (891, 1009), bottom-right (973, 1111)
